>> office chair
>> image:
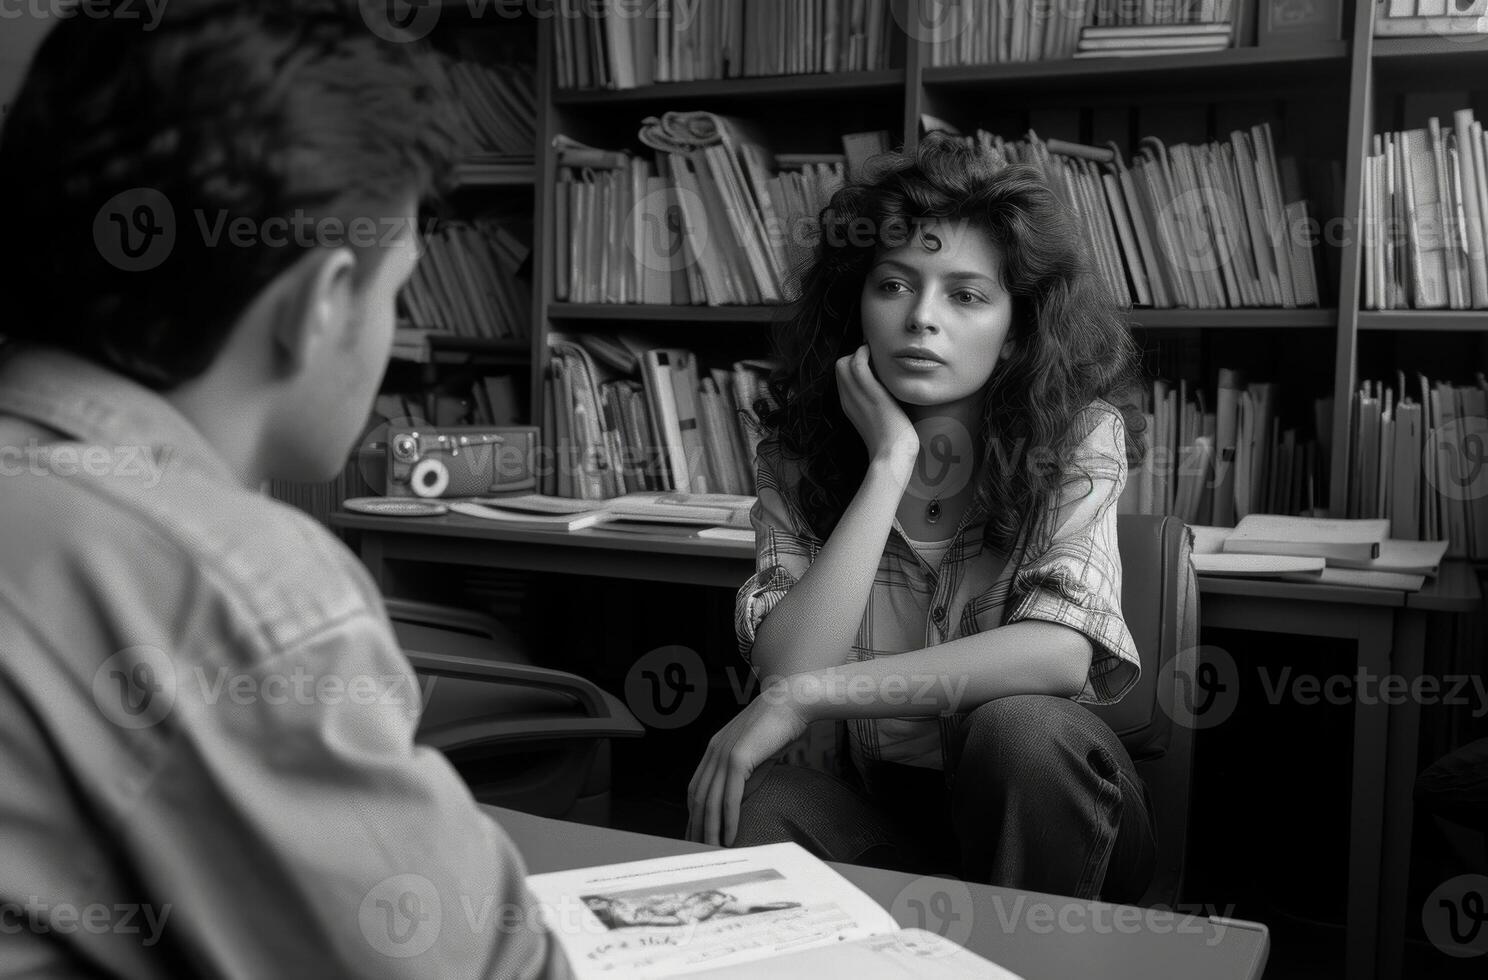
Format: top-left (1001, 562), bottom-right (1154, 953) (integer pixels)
top-left (1088, 513), bottom-right (1200, 909)
top-left (385, 598), bottom-right (644, 826)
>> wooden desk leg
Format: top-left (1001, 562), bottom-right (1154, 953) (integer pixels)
top-left (1376, 610), bottom-right (1427, 980)
top-left (1347, 627), bottom-right (1392, 980)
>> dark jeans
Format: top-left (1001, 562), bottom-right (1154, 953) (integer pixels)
top-left (731, 694), bottom-right (1158, 903)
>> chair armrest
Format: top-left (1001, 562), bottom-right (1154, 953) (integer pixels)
top-left (403, 647), bottom-right (645, 749)
top-left (385, 597), bottom-right (509, 639)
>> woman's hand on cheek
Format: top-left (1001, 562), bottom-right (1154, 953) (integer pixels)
top-left (835, 344), bottom-right (918, 481)
top-left (685, 688), bottom-right (810, 847)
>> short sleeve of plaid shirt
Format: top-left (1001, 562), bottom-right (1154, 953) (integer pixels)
top-left (1005, 401), bottom-right (1141, 705)
top-left (733, 438), bottom-right (819, 668)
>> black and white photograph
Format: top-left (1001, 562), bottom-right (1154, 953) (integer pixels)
top-left (1, 1), bottom-right (1486, 978)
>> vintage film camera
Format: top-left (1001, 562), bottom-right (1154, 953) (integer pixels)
top-left (384, 425), bottom-right (540, 499)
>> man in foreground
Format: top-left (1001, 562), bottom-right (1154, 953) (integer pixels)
top-left (0, 2), bottom-right (570, 975)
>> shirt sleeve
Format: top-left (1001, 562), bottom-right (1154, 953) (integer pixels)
top-left (734, 439), bottom-right (820, 666)
top-left (137, 607), bottom-right (575, 980)
top-left (1005, 402), bottom-right (1141, 704)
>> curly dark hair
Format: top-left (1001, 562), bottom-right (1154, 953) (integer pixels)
top-left (0, 0), bottom-right (465, 390)
top-left (761, 132), bottom-right (1148, 551)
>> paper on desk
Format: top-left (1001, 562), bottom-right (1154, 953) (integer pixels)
top-left (525, 842), bottom-right (901, 978)
top-left (687, 928), bottom-right (1022, 979)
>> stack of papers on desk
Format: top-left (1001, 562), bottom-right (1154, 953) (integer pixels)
top-left (455, 491), bottom-right (757, 535)
top-left (1188, 515), bottom-right (1448, 591)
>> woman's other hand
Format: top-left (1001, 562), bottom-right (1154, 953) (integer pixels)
top-left (686, 687), bottom-right (810, 847)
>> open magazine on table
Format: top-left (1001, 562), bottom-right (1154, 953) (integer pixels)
top-left (526, 842), bottom-right (1020, 979)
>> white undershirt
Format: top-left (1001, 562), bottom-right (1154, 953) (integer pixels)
top-left (901, 533), bottom-right (953, 573)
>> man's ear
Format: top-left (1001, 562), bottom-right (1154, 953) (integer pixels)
top-left (269, 247), bottom-right (358, 375)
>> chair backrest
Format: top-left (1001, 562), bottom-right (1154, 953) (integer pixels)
top-left (1088, 513), bottom-right (1199, 907)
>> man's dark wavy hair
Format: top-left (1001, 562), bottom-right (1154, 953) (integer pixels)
top-left (761, 132), bottom-right (1148, 551)
top-left (0, 0), bottom-right (465, 390)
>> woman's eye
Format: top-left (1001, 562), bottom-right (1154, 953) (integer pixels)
top-left (952, 290), bottom-right (983, 304)
top-left (878, 280), bottom-right (908, 295)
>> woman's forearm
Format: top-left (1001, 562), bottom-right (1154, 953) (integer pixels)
top-left (764, 621), bottom-right (1094, 722)
top-left (749, 460), bottom-right (910, 679)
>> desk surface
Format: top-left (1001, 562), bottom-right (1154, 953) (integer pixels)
top-left (334, 510), bottom-right (1483, 611)
top-left (483, 805), bottom-right (1269, 980)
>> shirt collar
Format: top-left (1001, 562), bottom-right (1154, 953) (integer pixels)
top-left (0, 343), bottom-right (240, 488)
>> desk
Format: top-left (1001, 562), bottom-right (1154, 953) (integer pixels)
top-left (482, 804), bottom-right (1271, 980)
top-left (337, 511), bottom-right (1481, 980)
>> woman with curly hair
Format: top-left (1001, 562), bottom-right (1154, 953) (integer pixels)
top-left (686, 132), bottom-right (1157, 903)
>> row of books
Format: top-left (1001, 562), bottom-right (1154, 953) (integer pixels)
top-left (552, 118), bottom-right (857, 306)
top-left (1344, 371), bottom-right (1488, 559)
top-left (553, 0), bottom-right (894, 89)
top-left (1072, 22), bottom-right (1233, 58)
top-left (401, 220), bottom-right (532, 341)
top-left (937, 121), bottom-right (1322, 309)
top-left (1362, 108), bottom-right (1488, 311)
top-left (1115, 373), bottom-right (1331, 525)
top-left (926, 0), bottom-right (1238, 65)
top-left (541, 333), bottom-right (779, 499)
top-left (1374, 0), bottom-right (1488, 37)
top-left (1188, 515), bottom-right (1448, 592)
top-left (448, 59), bottom-right (536, 157)
top-left (374, 377), bottom-right (523, 429)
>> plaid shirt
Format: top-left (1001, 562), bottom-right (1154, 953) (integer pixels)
top-left (735, 399), bottom-right (1141, 771)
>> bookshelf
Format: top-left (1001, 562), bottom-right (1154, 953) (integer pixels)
top-left (365, 0), bottom-right (1487, 531)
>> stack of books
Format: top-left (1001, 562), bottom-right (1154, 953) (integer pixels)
top-left (448, 59), bottom-right (537, 157)
top-left (554, 0), bottom-right (894, 88)
top-left (543, 333), bottom-right (779, 500)
top-left (1116, 372), bottom-right (1332, 524)
top-left (1344, 371), bottom-right (1488, 559)
top-left (937, 122), bottom-right (1323, 309)
top-left (927, 0), bottom-right (1240, 65)
top-left (1362, 108), bottom-right (1488, 310)
top-left (1188, 514), bottom-right (1450, 591)
top-left (552, 120), bottom-right (860, 306)
top-left (1374, 0), bottom-right (1488, 37)
top-left (401, 218), bottom-right (532, 342)
top-left (1074, 22), bottom-right (1233, 58)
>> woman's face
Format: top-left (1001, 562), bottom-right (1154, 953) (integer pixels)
top-left (858, 219), bottom-right (1015, 411)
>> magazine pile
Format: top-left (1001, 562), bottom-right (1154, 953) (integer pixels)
top-left (526, 842), bottom-right (1020, 978)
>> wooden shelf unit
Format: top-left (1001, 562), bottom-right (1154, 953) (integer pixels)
top-left (409, 1), bottom-right (1488, 524)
